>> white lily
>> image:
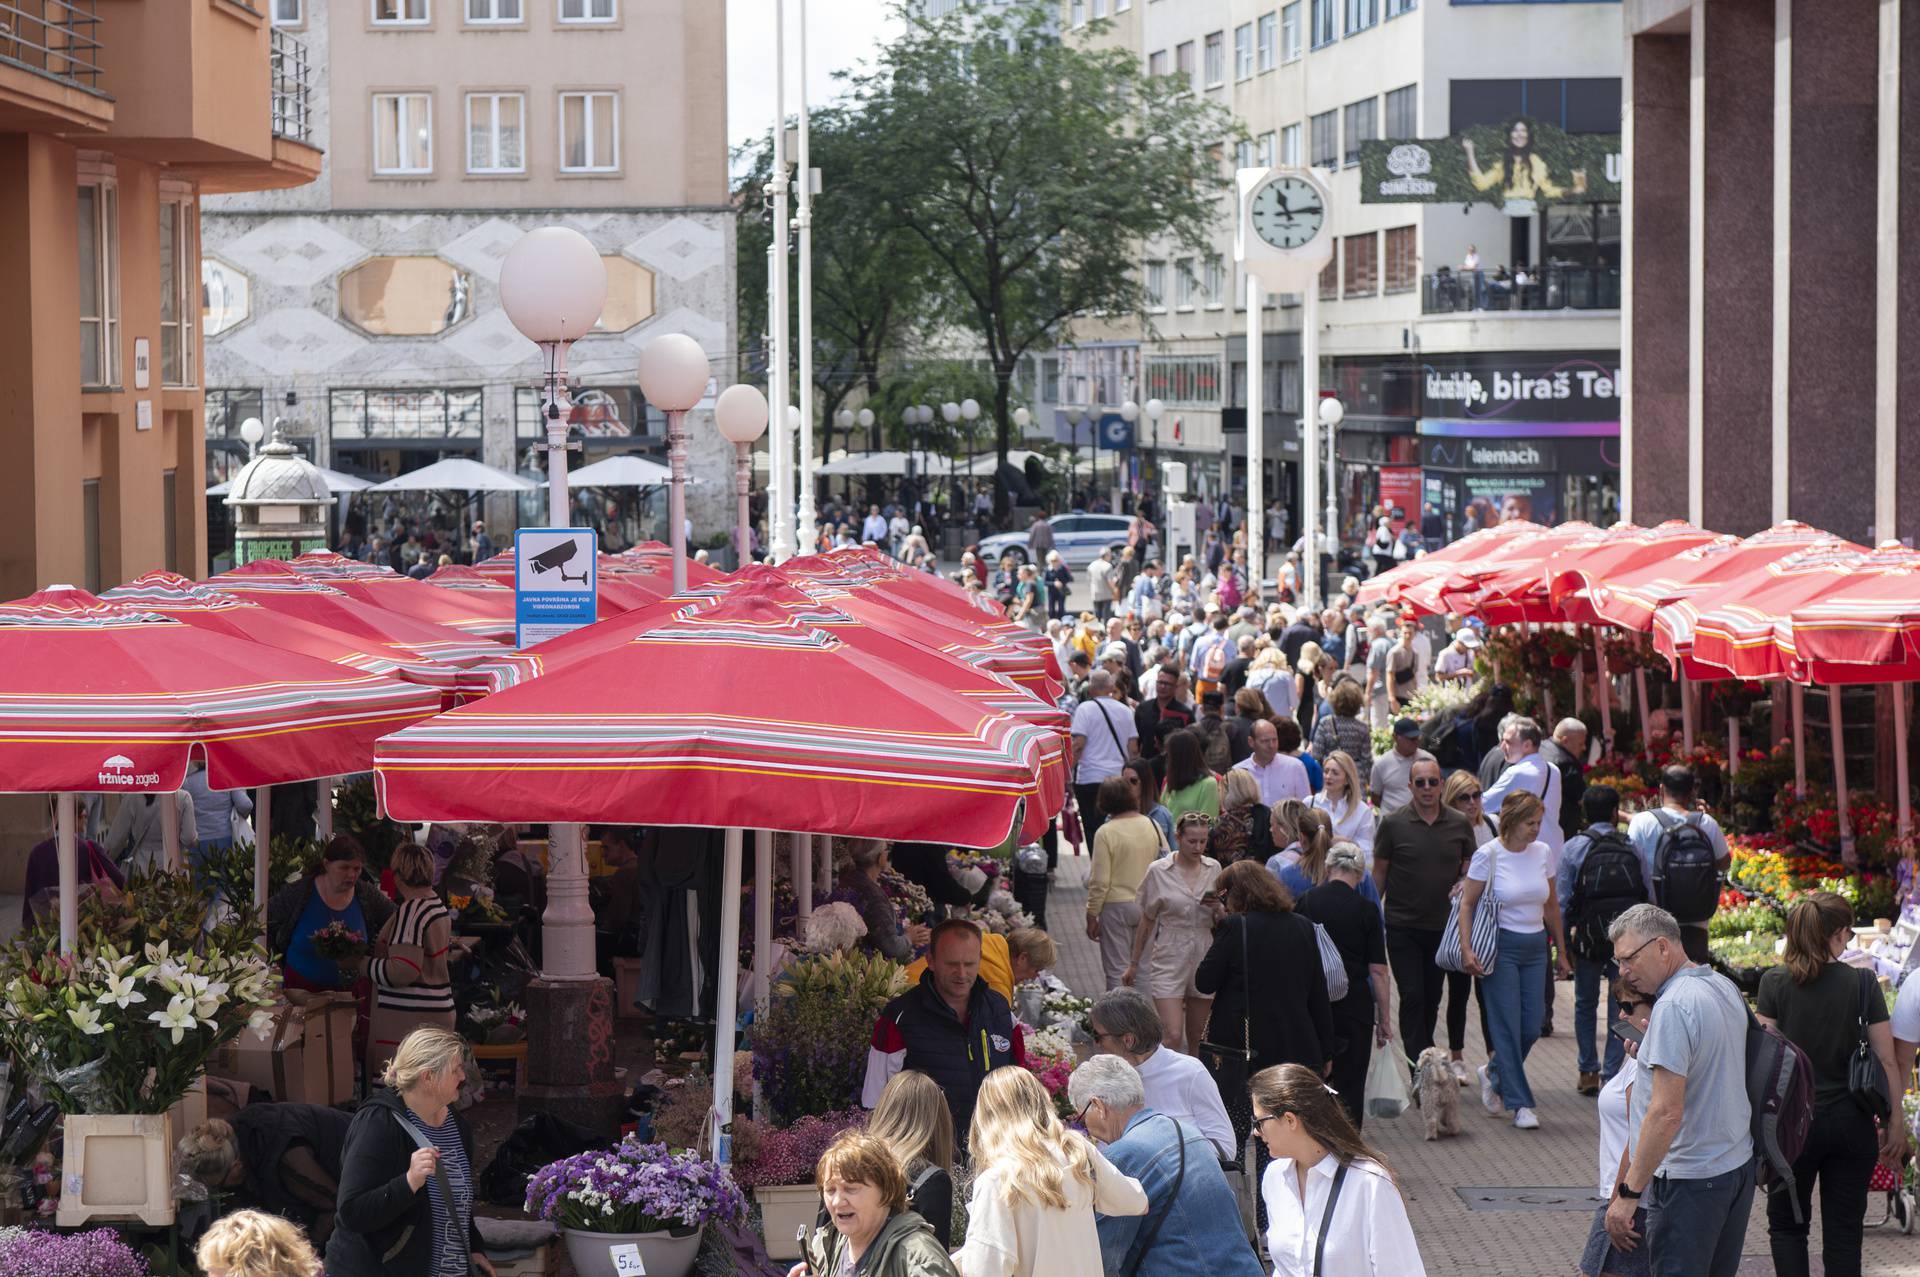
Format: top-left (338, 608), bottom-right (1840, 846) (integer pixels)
top-left (97, 971), bottom-right (146, 1010)
top-left (66, 1004), bottom-right (107, 1035)
top-left (247, 1008), bottom-right (277, 1040)
top-left (148, 995), bottom-right (198, 1044)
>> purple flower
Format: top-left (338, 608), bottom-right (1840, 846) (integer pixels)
top-left (0, 1227), bottom-right (147, 1277)
top-left (523, 1139), bottom-right (744, 1234)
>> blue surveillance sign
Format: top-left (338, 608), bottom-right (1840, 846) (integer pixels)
top-left (515, 527), bottom-right (598, 648)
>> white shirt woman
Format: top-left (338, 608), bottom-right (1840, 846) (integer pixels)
top-left (1594, 1057), bottom-right (1639, 1199)
top-left (1260, 1154), bottom-right (1423, 1277)
top-left (1310, 792), bottom-right (1375, 858)
top-left (1463, 838), bottom-right (1553, 932)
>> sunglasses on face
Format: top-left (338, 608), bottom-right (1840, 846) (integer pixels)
top-left (1411, 777), bottom-right (1442, 789)
top-left (1618, 1001), bottom-right (1645, 1016)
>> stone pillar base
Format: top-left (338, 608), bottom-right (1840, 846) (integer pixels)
top-left (517, 975), bottom-right (626, 1135)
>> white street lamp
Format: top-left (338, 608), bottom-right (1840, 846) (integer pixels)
top-left (1318, 395), bottom-right (1346, 555)
top-left (1143, 398), bottom-right (1165, 503)
top-left (1013, 406), bottom-right (1031, 429)
top-left (239, 416), bottom-right (265, 459)
top-left (499, 228), bottom-right (608, 530)
top-left (637, 333), bottom-right (710, 594)
top-left (716, 384), bottom-right (770, 567)
top-left (856, 407), bottom-right (874, 442)
top-left (941, 401), bottom-right (961, 425)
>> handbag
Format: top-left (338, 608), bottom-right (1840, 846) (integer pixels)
top-left (1436, 835), bottom-right (1499, 975)
top-left (1314, 1162), bottom-right (1351, 1277)
top-left (1313, 922), bottom-right (1350, 1002)
top-left (1849, 966), bottom-right (1893, 1123)
top-left (1120, 1115), bottom-right (1187, 1277)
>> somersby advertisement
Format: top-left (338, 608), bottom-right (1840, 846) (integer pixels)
top-left (1359, 118), bottom-right (1621, 216)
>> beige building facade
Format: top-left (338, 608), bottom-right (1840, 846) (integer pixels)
top-left (0, 0), bottom-right (322, 600)
top-left (201, 0), bottom-right (735, 559)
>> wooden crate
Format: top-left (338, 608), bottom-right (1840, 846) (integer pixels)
top-left (57, 1113), bottom-right (174, 1227)
top-left (613, 957), bottom-right (645, 1020)
top-left (471, 1042), bottom-right (528, 1097)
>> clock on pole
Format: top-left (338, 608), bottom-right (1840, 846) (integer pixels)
top-left (1234, 165), bottom-right (1334, 609)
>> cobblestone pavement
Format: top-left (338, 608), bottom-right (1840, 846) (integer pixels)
top-left (1046, 852), bottom-right (1916, 1276)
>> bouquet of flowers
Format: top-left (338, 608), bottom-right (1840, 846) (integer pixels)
top-left (448, 893), bottom-right (509, 926)
top-left (523, 1139), bottom-right (745, 1235)
top-left (311, 921), bottom-right (369, 962)
top-left (961, 889), bottom-right (1036, 936)
top-left (461, 1000), bottom-right (526, 1045)
top-left (0, 1226), bottom-right (147, 1277)
top-left (1020, 1021), bottom-right (1078, 1122)
top-left (798, 902), bottom-right (867, 955)
top-left (745, 950), bottom-right (910, 1123)
top-left (727, 1110), bottom-right (867, 1190)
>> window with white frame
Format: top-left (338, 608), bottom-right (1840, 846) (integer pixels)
top-left (1257, 12), bottom-right (1277, 70)
top-left (1235, 138), bottom-right (1256, 170)
top-left (77, 182), bottom-right (118, 388)
top-left (272, 0), bottom-right (303, 25)
top-left (1116, 0), bottom-right (1130, 9)
top-left (560, 90), bottom-right (618, 172)
top-left (1234, 23), bottom-right (1253, 80)
top-left (1384, 83), bottom-right (1417, 138)
top-left (1091, 0), bottom-right (1106, 17)
top-left (158, 196), bottom-right (194, 387)
top-left (1258, 130), bottom-right (1277, 167)
top-left (373, 93), bottom-right (433, 174)
top-left (466, 0), bottom-right (519, 21)
top-left (1344, 0), bottom-right (1377, 35)
top-left (1342, 96), bottom-right (1375, 166)
top-left (1070, 0), bottom-right (1085, 25)
top-left (1386, 0), bottom-right (1414, 15)
top-left (1175, 41), bottom-right (1195, 86)
top-left (1203, 256), bottom-right (1225, 308)
top-left (1203, 31), bottom-right (1225, 87)
top-left (1173, 257), bottom-right (1196, 309)
top-left (1147, 49), bottom-right (1167, 76)
top-left (466, 93), bottom-right (524, 173)
top-left (558, 0), bottom-right (613, 21)
top-left (1145, 260), bottom-right (1167, 311)
top-left (1280, 122), bottom-right (1301, 165)
top-left (1282, 2), bottom-right (1302, 60)
top-left (1309, 110), bottom-right (1337, 167)
top-left (1310, 0), bottom-right (1335, 47)
top-left (372, 0), bottom-right (427, 24)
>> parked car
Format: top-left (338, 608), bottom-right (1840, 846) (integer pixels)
top-left (977, 514), bottom-right (1134, 568)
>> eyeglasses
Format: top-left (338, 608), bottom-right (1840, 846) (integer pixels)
top-left (1617, 1000), bottom-right (1645, 1016)
top-left (1411, 777), bottom-right (1442, 789)
top-left (1614, 936), bottom-right (1661, 967)
top-left (1073, 1099), bottom-right (1096, 1126)
top-left (1252, 1112), bottom-right (1286, 1130)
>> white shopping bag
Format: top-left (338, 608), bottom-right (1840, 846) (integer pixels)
top-left (1364, 1040), bottom-right (1411, 1119)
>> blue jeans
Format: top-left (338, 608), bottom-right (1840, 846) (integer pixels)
top-left (1646, 1159), bottom-right (1757, 1277)
top-left (1484, 928), bottom-right (1547, 1110)
top-left (1575, 956), bottom-right (1624, 1078)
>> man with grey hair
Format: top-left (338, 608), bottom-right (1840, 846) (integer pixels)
top-left (1541, 716), bottom-right (1590, 842)
top-left (1362, 613), bottom-right (1394, 729)
top-left (1603, 903), bottom-right (1754, 1277)
top-left (1068, 1055), bottom-right (1265, 1277)
top-left (1483, 715), bottom-right (1566, 854)
top-left (1087, 989), bottom-right (1236, 1161)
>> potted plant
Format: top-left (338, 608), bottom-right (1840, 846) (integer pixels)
top-left (729, 1110), bottom-right (867, 1261)
top-left (744, 949), bottom-right (910, 1125)
top-left (0, 870), bottom-right (278, 1227)
top-left (523, 1138), bottom-right (744, 1277)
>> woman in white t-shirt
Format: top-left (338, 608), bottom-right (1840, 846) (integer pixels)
top-left (1251, 1062), bottom-right (1425, 1277)
top-left (1579, 981), bottom-right (1653, 1277)
top-left (1310, 750), bottom-right (1376, 858)
top-left (1458, 790), bottom-right (1571, 1132)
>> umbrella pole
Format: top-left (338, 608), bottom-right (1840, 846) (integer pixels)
top-left (1728, 716), bottom-right (1740, 779)
top-left (57, 793), bottom-right (77, 955)
top-left (254, 788), bottom-right (273, 917)
top-left (1896, 682), bottom-right (1912, 840)
top-left (817, 836), bottom-right (832, 898)
top-left (1593, 632), bottom-right (1614, 752)
top-left (1635, 669), bottom-right (1653, 761)
top-left (316, 778), bottom-right (333, 839)
top-left (753, 830), bottom-right (773, 1009)
top-left (794, 833), bottom-right (813, 924)
top-left (709, 828), bottom-right (744, 1164)
top-left (1680, 670), bottom-right (1695, 755)
top-left (1791, 682), bottom-right (1808, 796)
top-left (1573, 647), bottom-right (1585, 715)
top-left (1829, 687), bottom-right (1854, 863)
top-left (162, 791), bottom-right (181, 872)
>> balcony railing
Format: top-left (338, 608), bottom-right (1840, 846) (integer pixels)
top-left (270, 26), bottom-right (312, 143)
top-left (1421, 266), bottom-right (1621, 315)
top-left (0, 0), bottom-right (103, 91)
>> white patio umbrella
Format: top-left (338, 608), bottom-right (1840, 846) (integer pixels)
top-left (813, 450), bottom-right (954, 477)
top-left (566, 454), bottom-right (678, 487)
top-left (207, 467), bottom-right (373, 497)
top-left (369, 458), bottom-right (538, 492)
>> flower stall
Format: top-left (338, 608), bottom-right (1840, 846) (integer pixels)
top-left (523, 1138), bottom-right (744, 1277)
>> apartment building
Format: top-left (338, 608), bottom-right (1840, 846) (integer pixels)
top-left (0, 0), bottom-right (321, 599)
top-left (200, 0), bottom-right (734, 560)
top-left (1066, 0), bottom-right (1623, 543)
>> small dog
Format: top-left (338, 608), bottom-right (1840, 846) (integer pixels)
top-left (1415, 1047), bottom-right (1463, 1141)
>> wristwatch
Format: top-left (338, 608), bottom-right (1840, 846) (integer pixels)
top-left (1616, 1182), bottom-right (1642, 1200)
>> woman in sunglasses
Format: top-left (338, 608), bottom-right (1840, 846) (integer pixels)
top-left (1580, 982), bottom-right (1655, 1277)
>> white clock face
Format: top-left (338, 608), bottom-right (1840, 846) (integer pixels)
top-left (1250, 176), bottom-right (1326, 251)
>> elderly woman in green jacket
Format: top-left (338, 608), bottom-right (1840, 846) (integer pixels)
top-left (793, 1131), bottom-right (959, 1277)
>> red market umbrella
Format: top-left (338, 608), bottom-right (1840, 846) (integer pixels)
top-left (373, 594), bottom-right (1055, 847)
top-left (1427, 522), bottom-right (1600, 621)
top-left (288, 551), bottom-right (518, 642)
top-left (1584, 521), bottom-right (1831, 633)
top-left (615, 542), bottom-right (723, 586)
top-left (1665, 540), bottom-right (1870, 681)
top-left (1781, 543), bottom-right (1920, 680)
top-left (1544, 521), bottom-right (1721, 625)
top-left (206, 561), bottom-right (541, 696)
top-left (0, 587), bottom-right (442, 794)
top-left (1354, 520), bottom-right (1545, 608)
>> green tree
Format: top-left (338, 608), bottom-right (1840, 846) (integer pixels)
top-left (851, 2), bottom-right (1234, 517)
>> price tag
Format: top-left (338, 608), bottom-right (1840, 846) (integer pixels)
top-left (609, 1242), bottom-right (646, 1275)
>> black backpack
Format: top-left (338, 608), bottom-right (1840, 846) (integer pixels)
top-left (1568, 829), bottom-right (1647, 962)
top-left (1650, 809), bottom-right (1721, 925)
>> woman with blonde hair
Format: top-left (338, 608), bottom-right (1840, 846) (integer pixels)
top-left (1247, 646), bottom-right (1297, 720)
top-left (196, 1209), bottom-right (324, 1277)
top-left (952, 1067), bottom-right (1147, 1277)
top-left (1311, 750), bottom-right (1377, 856)
top-left (866, 1070), bottom-right (958, 1248)
top-left (1249, 1064), bottom-right (1424, 1275)
top-left (327, 1026), bottom-right (494, 1277)
top-left (176, 1105), bottom-right (351, 1246)
top-left (1443, 770), bottom-right (1496, 842)
top-left (368, 842), bottom-right (457, 1082)
top-left (1207, 766), bottom-right (1275, 868)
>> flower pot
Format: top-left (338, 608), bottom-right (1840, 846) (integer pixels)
top-left (561, 1226), bottom-right (701, 1277)
top-left (57, 1112), bottom-right (174, 1226)
top-left (754, 1182), bottom-right (822, 1260)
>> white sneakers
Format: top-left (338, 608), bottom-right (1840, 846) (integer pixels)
top-left (1451, 1058), bottom-right (1473, 1088)
top-left (1478, 1064), bottom-right (1505, 1116)
top-left (1513, 1107), bottom-right (1540, 1130)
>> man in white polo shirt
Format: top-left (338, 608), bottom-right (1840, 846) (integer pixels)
top-left (1071, 668), bottom-right (1139, 848)
top-left (1231, 718), bottom-right (1311, 807)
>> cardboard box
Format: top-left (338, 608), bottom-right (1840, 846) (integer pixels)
top-left (210, 994), bottom-right (354, 1104)
top-left (287, 990), bottom-right (357, 1104)
top-left (488, 1245), bottom-right (550, 1276)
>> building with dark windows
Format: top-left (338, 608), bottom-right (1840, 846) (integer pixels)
top-left (1623, 0), bottom-right (1916, 547)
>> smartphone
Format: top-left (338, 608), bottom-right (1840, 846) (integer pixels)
top-left (1609, 1020), bottom-right (1645, 1046)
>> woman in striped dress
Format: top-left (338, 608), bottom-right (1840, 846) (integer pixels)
top-left (368, 845), bottom-right (456, 1085)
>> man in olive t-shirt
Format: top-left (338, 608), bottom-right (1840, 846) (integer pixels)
top-left (1372, 757), bottom-right (1480, 1070)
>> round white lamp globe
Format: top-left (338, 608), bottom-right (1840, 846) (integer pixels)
top-left (1318, 397), bottom-right (1346, 428)
top-left (637, 333), bottom-right (711, 412)
top-left (960, 398), bottom-right (980, 421)
top-left (239, 417), bottom-right (265, 447)
top-left (1121, 400), bottom-right (1139, 423)
top-left (857, 408), bottom-right (875, 429)
top-left (499, 227), bottom-right (608, 344)
top-left (1013, 407), bottom-right (1031, 429)
top-left (1145, 398), bottom-right (1165, 421)
top-left (941, 402), bottom-right (961, 424)
top-left (714, 384), bottom-right (770, 444)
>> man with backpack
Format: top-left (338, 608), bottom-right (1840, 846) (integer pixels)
top-left (1557, 785), bottom-right (1647, 1095)
top-left (1604, 903), bottom-right (1756, 1277)
top-left (1626, 766), bottom-right (1729, 964)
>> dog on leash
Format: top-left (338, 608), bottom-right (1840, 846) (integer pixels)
top-left (1415, 1047), bottom-right (1463, 1140)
